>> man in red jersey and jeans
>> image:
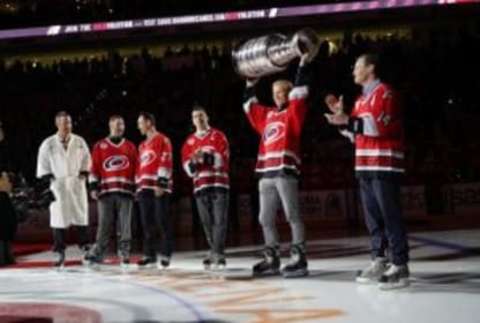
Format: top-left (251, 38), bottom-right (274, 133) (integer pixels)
top-left (325, 53), bottom-right (410, 290)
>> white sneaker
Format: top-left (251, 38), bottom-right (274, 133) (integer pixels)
top-left (216, 258), bottom-right (227, 270)
top-left (378, 264), bottom-right (410, 290)
top-left (356, 258), bottom-right (388, 284)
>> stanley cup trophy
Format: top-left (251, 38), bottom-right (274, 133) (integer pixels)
top-left (232, 28), bottom-right (320, 79)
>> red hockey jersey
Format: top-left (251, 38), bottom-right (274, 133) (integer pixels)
top-left (136, 132), bottom-right (173, 193)
top-left (244, 85), bottom-right (309, 177)
top-left (181, 128), bottom-right (229, 194)
top-left (89, 138), bottom-right (137, 197)
top-left (349, 81), bottom-right (405, 175)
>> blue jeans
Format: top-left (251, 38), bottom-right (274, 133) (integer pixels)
top-left (359, 178), bottom-right (409, 265)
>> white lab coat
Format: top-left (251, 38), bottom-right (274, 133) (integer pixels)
top-left (36, 134), bottom-right (91, 229)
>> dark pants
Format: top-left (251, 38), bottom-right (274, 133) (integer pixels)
top-left (0, 191), bottom-right (16, 266)
top-left (90, 194), bottom-right (133, 260)
top-left (195, 191), bottom-right (229, 259)
top-left (359, 177), bottom-right (409, 265)
top-left (0, 241), bottom-right (14, 266)
top-left (53, 226), bottom-right (89, 253)
top-left (138, 191), bottom-right (174, 259)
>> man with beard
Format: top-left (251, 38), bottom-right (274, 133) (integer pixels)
top-left (85, 115), bottom-right (137, 267)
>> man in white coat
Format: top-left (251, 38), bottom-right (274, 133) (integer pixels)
top-left (37, 111), bottom-right (92, 267)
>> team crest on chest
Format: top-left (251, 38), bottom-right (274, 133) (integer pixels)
top-left (103, 155), bottom-right (130, 172)
top-left (263, 121), bottom-right (285, 145)
top-left (140, 150), bottom-right (156, 167)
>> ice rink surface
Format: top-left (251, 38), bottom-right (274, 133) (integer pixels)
top-left (1, 229), bottom-right (479, 323)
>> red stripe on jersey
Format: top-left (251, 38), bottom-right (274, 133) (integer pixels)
top-left (99, 182), bottom-right (136, 194)
top-left (193, 176), bottom-right (229, 187)
top-left (355, 156), bottom-right (404, 169)
top-left (256, 155), bottom-right (299, 171)
top-left (137, 178), bottom-right (157, 188)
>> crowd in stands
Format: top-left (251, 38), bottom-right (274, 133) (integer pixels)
top-left (0, 0), bottom-right (353, 29)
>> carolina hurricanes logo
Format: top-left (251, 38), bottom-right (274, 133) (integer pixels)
top-left (263, 122), bottom-right (285, 145)
top-left (140, 150), bottom-right (156, 167)
top-left (103, 155), bottom-right (130, 172)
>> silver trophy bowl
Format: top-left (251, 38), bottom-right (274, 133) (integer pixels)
top-left (232, 28), bottom-right (320, 79)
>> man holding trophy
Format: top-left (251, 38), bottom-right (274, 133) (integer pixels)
top-left (233, 29), bottom-right (319, 278)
